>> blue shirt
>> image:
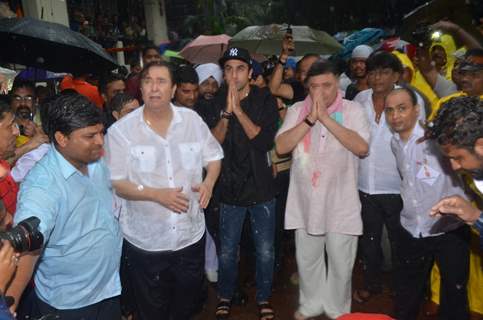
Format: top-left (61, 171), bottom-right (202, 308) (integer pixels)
top-left (14, 146), bottom-right (122, 309)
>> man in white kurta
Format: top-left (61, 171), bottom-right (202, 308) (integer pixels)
top-left (276, 60), bottom-right (371, 320)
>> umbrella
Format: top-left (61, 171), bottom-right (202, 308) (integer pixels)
top-left (229, 24), bottom-right (343, 56)
top-left (17, 67), bottom-right (66, 81)
top-left (337, 28), bottom-right (386, 59)
top-left (180, 34), bottom-right (231, 64)
top-left (0, 17), bottom-right (118, 74)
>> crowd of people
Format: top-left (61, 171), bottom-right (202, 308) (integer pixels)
top-left (0, 16), bottom-right (482, 320)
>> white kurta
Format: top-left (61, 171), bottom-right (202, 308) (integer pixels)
top-left (276, 99), bottom-right (371, 236)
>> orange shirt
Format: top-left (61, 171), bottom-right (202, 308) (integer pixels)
top-left (60, 75), bottom-right (104, 108)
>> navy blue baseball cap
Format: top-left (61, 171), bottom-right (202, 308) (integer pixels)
top-left (219, 47), bottom-right (252, 67)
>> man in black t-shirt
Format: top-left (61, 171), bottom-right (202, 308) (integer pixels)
top-left (206, 47), bottom-right (279, 320)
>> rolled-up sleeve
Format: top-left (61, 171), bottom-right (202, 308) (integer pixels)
top-left (199, 116), bottom-right (224, 166)
top-left (14, 168), bottom-right (59, 245)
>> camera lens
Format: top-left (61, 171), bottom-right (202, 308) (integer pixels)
top-left (0, 217), bottom-right (43, 253)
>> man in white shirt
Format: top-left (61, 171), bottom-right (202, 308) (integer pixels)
top-left (276, 60), bottom-right (370, 320)
top-left (353, 51), bottom-right (426, 301)
top-left (386, 87), bottom-right (470, 320)
top-left (105, 61), bottom-right (223, 320)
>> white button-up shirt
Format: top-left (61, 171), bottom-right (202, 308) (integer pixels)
top-left (105, 104), bottom-right (224, 251)
top-left (354, 88), bottom-right (426, 194)
top-left (391, 123), bottom-right (467, 238)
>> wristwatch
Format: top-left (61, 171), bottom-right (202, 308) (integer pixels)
top-left (304, 116), bottom-right (315, 127)
top-left (221, 110), bottom-right (232, 119)
top-left (278, 58), bottom-right (287, 66)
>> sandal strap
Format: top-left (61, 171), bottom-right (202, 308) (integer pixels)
top-left (258, 302), bottom-right (275, 319)
top-left (216, 300), bottom-right (231, 316)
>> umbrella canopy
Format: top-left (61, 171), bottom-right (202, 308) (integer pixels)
top-left (17, 67), bottom-right (65, 81)
top-left (0, 17), bottom-right (118, 74)
top-left (230, 24), bottom-right (343, 56)
top-left (180, 34), bottom-right (231, 64)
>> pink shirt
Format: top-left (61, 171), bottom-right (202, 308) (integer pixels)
top-left (277, 99), bottom-right (371, 235)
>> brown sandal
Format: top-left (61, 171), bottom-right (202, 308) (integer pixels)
top-left (258, 302), bottom-right (275, 320)
top-left (215, 300), bottom-right (231, 320)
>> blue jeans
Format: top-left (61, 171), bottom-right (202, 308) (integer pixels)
top-left (218, 199), bottom-right (276, 303)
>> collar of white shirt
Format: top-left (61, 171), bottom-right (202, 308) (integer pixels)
top-left (394, 121), bottom-right (425, 146)
top-left (139, 103), bottom-right (183, 128)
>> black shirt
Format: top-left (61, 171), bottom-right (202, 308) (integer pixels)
top-left (197, 86), bottom-right (279, 206)
top-left (287, 80), bottom-right (306, 105)
top-left (345, 83), bottom-right (360, 101)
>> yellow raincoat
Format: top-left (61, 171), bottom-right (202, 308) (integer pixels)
top-left (430, 34), bottom-right (457, 81)
top-left (392, 50), bottom-right (439, 113)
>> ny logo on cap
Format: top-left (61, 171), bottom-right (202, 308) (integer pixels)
top-left (229, 48), bottom-right (238, 56)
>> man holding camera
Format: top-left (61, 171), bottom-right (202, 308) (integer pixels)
top-left (8, 80), bottom-right (48, 165)
top-left (7, 94), bottom-right (123, 320)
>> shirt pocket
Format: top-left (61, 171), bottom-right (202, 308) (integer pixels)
top-left (178, 142), bottom-right (201, 170)
top-left (130, 145), bottom-right (156, 172)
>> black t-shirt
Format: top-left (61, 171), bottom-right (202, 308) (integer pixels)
top-left (287, 80), bottom-right (306, 105)
top-left (345, 83), bottom-right (360, 101)
top-left (197, 86), bottom-right (279, 206)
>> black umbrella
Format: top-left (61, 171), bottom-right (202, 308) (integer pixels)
top-left (0, 17), bottom-right (118, 74)
top-left (400, 0), bottom-right (482, 43)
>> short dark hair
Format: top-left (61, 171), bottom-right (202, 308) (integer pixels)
top-left (366, 51), bottom-right (403, 74)
top-left (10, 79), bottom-right (35, 95)
top-left (465, 47), bottom-right (483, 59)
top-left (142, 45), bottom-right (159, 57)
top-left (304, 60), bottom-right (340, 85)
top-left (427, 96), bottom-right (483, 150)
top-left (41, 93), bottom-right (104, 145)
top-left (0, 99), bottom-right (12, 121)
top-left (98, 72), bottom-right (125, 95)
top-left (296, 54), bottom-right (320, 73)
top-left (175, 65), bottom-right (199, 85)
top-left (387, 86), bottom-right (418, 106)
top-left (140, 61), bottom-right (174, 85)
top-left (109, 92), bottom-right (137, 113)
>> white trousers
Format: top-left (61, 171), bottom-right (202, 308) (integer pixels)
top-left (295, 229), bottom-right (358, 319)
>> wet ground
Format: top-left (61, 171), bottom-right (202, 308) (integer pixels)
top-left (194, 248), bottom-right (483, 320)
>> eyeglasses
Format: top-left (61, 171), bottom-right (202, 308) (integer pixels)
top-left (12, 95), bottom-right (34, 102)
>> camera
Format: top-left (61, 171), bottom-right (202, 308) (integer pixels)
top-left (0, 217), bottom-right (43, 253)
top-left (15, 107), bottom-right (34, 136)
top-left (411, 24), bottom-right (442, 47)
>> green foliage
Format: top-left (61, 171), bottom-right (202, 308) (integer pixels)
top-left (182, 0), bottom-right (288, 37)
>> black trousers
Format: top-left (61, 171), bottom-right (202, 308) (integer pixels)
top-left (274, 170), bottom-right (290, 270)
top-left (123, 236), bottom-right (205, 320)
top-left (27, 290), bottom-right (120, 320)
top-left (359, 192), bottom-right (403, 293)
top-left (395, 226), bottom-right (470, 320)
